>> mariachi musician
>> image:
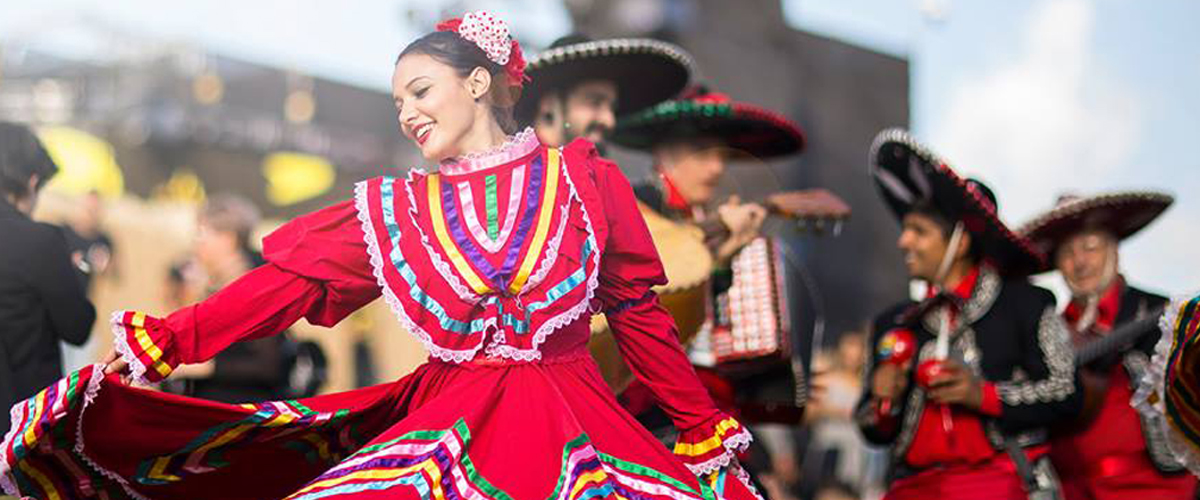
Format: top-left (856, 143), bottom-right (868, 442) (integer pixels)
top-left (516, 33), bottom-right (695, 148)
top-left (1019, 191), bottom-right (1194, 499)
top-left (856, 129), bottom-right (1082, 499)
top-left (606, 85), bottom-right (848, 447)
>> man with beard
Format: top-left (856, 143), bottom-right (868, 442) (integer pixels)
top-left (516, 34), bottom-right (695, 147)
top-left (856, 129), bottom-right (1082, 499)
top-left (1019, 191), bottom-right (1195, 499)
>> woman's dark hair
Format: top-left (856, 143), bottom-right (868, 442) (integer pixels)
top-left (397, 31), bottom-right (519, 134)
top-left (0, 121), bottom-right (57, 200)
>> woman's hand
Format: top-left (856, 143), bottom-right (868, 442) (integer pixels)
top-left (101, 349), bottom-right (133, 385)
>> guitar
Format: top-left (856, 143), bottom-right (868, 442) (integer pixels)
top-left (1071, 306), bottom-right (1164, 426)
top-left (1075, 307), bottom-right (1164, 366)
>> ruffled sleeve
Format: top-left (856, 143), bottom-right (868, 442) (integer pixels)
top-left (111, 200), bottom-right (380, 385)
top-left (1133, 294), bottom-right (1200, 476)
top-left (564, 139), bottom-right (752, 476)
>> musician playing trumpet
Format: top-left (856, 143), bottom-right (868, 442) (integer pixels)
top-left (1019, 191), bottom-right (1195, 499)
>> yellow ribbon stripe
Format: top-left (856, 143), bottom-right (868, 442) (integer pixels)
top-left (508, 148), bottom-right (561, 295)
top-left (22, 388), bottom-right (47, 449)
top-left (288, 459), bottom-right (447, 498)
top-left (132, 312), bottom-right (174, 378)
top-left (146, 456), bottom-right (183, 484)
top-left (672, 417), bottom-right (742, 457)
top-left (18, 460), bottom-right (61, 500)
top-left (427, 174), bottom-right (493, 295)
top-left (570, 469), bottom-right (631, 500)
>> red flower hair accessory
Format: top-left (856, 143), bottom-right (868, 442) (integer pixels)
top-left (437, 11), bottom-right (528, 87)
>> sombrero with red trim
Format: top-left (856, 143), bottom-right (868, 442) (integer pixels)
top-left (1017, 191), bottom-right (1173, 273)
top-left (869, 128), bottom-right (1044, 276)
top-left (608, 86), bottom-right (806, 159)
top-left (515, 35), bottom-right (696, 127)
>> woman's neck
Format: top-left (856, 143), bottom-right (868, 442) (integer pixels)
top-left (452, 113), bottom-right (509, 159)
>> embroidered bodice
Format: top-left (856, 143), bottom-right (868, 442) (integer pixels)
top-left (356, 128), bottom-right (601, 363)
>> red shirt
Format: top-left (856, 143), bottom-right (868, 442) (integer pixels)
top-left (1051, 278), bottom-right (1150, 477)
top-left (904, 266), bottom-right (1005, 468)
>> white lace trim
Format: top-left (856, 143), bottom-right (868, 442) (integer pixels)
top-left (439, 127), bottom-right (539, 176)
top-left (0, 401), bottom-right (17, 496)
top-left (72, 364), bottom-right (152, 500)
top-left (484, 148), bottom-right (602, 362)
top-left (402, 171), bottom-right (483, 305)
top-left (355, 180), bottom-right (485, 363)
top-left (1133, 295), bottom-right (1200, 476)
top-left (681, 426), bottom-right (754, 476)
top-left (524, 200), bottom-right (571, 293)
top-left (110, 310), bottom-right (157, 386)
top-left (732, 462), bottom-right (767, 500)
top-left (0, 365), bottom-right (150, 499)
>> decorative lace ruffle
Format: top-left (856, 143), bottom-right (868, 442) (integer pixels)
top-left (110, 310), bottom-right (177, 385)
top-left (402, 170), bottom-right (483, 305)
top-left (355, 181), bottom-right (486, 363)
top-left (438, 127), bottom-right (539, 176)
top-left (673, 413), bottom-right (753, 476)
top-left (483, 148), bottom-right (602, 362)
top-left (1132, 294), bottom-right (1200, 476)
top-left (0, 364), bottom-right (151, 500)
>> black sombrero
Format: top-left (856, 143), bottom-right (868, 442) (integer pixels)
top-left (1018, 191), bottom-right (1173, 273)
top-left (869, 128), bottom-right (1044, 276)
top-left (514, 35), bottom-right (695, 126)
top-left (608, 86), bottom-right (806, 159)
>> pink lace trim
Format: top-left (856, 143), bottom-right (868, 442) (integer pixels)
top-left (439, 127), bottom-right (538, 176)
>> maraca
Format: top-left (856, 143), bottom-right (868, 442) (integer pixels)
top-left (876, 328), bottom-right (916, 413)
top-left (916, 359), bottom-right (949, 389)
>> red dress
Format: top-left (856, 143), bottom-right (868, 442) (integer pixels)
top-left (0, 131), bottom-right (759, 500)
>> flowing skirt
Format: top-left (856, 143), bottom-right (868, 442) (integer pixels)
top-left (2, 353), bottom-right (759, 500)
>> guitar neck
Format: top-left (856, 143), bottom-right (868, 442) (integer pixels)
top-left (1075, 309), bottom-right (1163, 365)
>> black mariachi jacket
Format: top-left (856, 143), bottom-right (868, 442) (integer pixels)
top-left (1086, 284), bottom-right (1181, 473)
top-left (855, 265), bottom-right (1083, 479)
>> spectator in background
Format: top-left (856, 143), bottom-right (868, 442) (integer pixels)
top-left (0, 121), bottom-right (95, 434)
top-left (62, 190), bottom-right (117, 290)
top-left (806, 329), bottom-right (886, 498)
top-left (165, 193), bottom-right (293, 403)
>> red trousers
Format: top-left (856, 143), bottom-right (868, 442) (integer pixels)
top-left (884, 453), bottom-right (1029, 500)
top-left (1059, 452), bottom-right (1196, 500)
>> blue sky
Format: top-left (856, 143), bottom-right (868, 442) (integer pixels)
top-left (3, 0), bottom-right (1197, 297)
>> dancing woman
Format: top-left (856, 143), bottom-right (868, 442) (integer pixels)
top-left (1, 12), bottom-right (758, 500)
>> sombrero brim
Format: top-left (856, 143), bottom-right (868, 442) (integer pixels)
top-left (515, 39), bottom-right (694, 125)
top-left (1018, 192), bottom-right (1172, 273)
top-left (609, 102), bottom-right (806, 159)
top-left (869, 128), bottom-right (1045, 276)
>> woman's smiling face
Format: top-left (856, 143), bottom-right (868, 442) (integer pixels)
top-left (392, 53), bottom-right (482, 161)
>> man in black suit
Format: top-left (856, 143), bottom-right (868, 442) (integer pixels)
top-left (856, 129), bottom-right (1082, 499)
top-left (1020, 191), bottom-right (1195, 499)
top-left (0, 122), bottom-right (95, 434)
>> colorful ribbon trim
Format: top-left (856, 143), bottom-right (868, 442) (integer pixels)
top-left (454, 164), bottom-right (525, 253)
top-left (509, 147), bottom-right (561, 295)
